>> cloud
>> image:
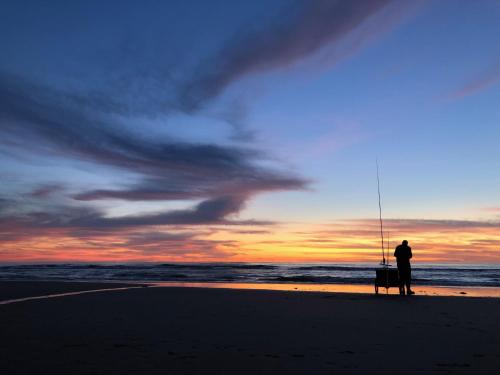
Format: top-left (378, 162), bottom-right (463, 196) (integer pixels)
top-left (124, 231), bottom-right (200, 246)
top-left (121, 230), bottom-right (238, 257)
top-left (285, 218), bottom-right (500, 262)
top-left (384, 218), bottom-right (500, 229)
top-left (89, 195), bottom-right (247, 227)
top-left (3, 195), bottom-right (271, 230)
top-left (231, 229), bottom-right (271, 235)
top-left (448, 62), bottom-right (500, 100)
top-left (302, 218), bottom-right (500, 247)
top-left (482, 207), bottom-right (500, 213)
top-left (73, 172), bottom-right (306, 203)
top-left (0, 72), bottom-right (306, 193)
top-left (0, 225), bottom-right (238, 261)
top-left (27, 184), bottom-right (64, 198)
top-left (179, 0), bottom-right (408, 110)
top-left (294, 219), bottom-right (500, 240)
top-left (0, 197), bottom-right (260, 260)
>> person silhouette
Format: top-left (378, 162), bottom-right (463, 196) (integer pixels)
top-left (394, 240), bottom-right (414, 295)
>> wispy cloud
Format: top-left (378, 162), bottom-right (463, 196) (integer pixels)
top-left (180, 0), bottom-right (410, 110)
top-left (291, 219), bottom-right (500, 262)
top-left (0, 225), bottom-right (238, 261)
top-left (122, 230), bottom-right (237, 258)
top-left (448, 61), bottom-right (500, 100)
top-left (26, 184), bottom-right (64, 199)
top-left (482, 207), bottom-right (500, 213)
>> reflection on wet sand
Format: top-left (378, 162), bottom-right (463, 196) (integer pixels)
top-left (153, 282), bottom-right (500, 298)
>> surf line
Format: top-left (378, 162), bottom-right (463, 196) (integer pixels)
top-left (0, 285), bottom-right (148, 306)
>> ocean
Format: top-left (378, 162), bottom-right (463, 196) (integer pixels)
top-left (1, 263), bottom-right (499, 288)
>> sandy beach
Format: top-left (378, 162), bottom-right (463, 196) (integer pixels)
top-left (1, 282), bottom-right (499, 374)
top-left (0, 281), bottom-right (142, 301)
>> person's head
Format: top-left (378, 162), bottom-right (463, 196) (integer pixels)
top-left (402, 240), bottom-right (408, 246)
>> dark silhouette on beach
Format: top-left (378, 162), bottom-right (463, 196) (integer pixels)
top-left (394, 240), bottom-right (414, 295)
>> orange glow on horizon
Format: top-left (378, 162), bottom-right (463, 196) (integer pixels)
top-left (1, 219), bottom-right (499, 264)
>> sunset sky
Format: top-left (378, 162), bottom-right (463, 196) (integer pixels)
top-left (1, 0), bottom-right (499, 263)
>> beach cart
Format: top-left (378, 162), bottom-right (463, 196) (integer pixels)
top-left (374, 267), bottom-right (399, 294)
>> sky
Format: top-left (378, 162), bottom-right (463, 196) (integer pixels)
top-left (1, 0), bottom-right (499, 263)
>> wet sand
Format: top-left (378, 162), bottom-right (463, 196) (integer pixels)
top-left (1, 282), bottom-right (500, 374)
top-left (152, 281), bottom-right (500, 298)
top-left (0, 281), bottom-right (139, 301)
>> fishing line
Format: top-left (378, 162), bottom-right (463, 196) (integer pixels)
top-left (376, 159), bottom-right (385, 265)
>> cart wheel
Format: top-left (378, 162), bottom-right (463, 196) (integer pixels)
top-left (375, 285), bottom-right (379, 294)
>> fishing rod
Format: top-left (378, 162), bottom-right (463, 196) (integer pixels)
top-left (376, 159), bottom-right (386, 265)
top-left (386, 231), bottom-right (390, 266)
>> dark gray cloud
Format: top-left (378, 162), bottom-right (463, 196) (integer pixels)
top-left (27, 184), bottom-right (64, 198)
top-left (0, 72), bottom-right (302, 175)
top-left (180, 0), bottom-right (402, 110)
top-left (52, 1), bottom-right (404, 139)
top-left (84, 195), bottom-right (247, 227)
top-left (0, 72), bottom-right (307, 201)
top-left (0, 1), bottom-right (413, 146)
top-left (73, 172), bottom-right (305, 202)
top-left (0, 195), bottom-right (273, 233)
top-left (0, 70), bottom-right (307, 236)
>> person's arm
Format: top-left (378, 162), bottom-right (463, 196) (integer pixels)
top-left (394, 247), bottom-right (399, 258)
top-left (409, 247), bottom-right (412, 259)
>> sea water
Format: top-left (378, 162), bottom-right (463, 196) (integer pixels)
top-left (1, 263), bottom-right (499, 288)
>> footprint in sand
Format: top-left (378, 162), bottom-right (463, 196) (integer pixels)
top-left (265, 354), bottom-right (280, 358)
top-left (339, 350), bottom-right (355, 355)
top-left (436, 362), bottom-right (470, 368)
